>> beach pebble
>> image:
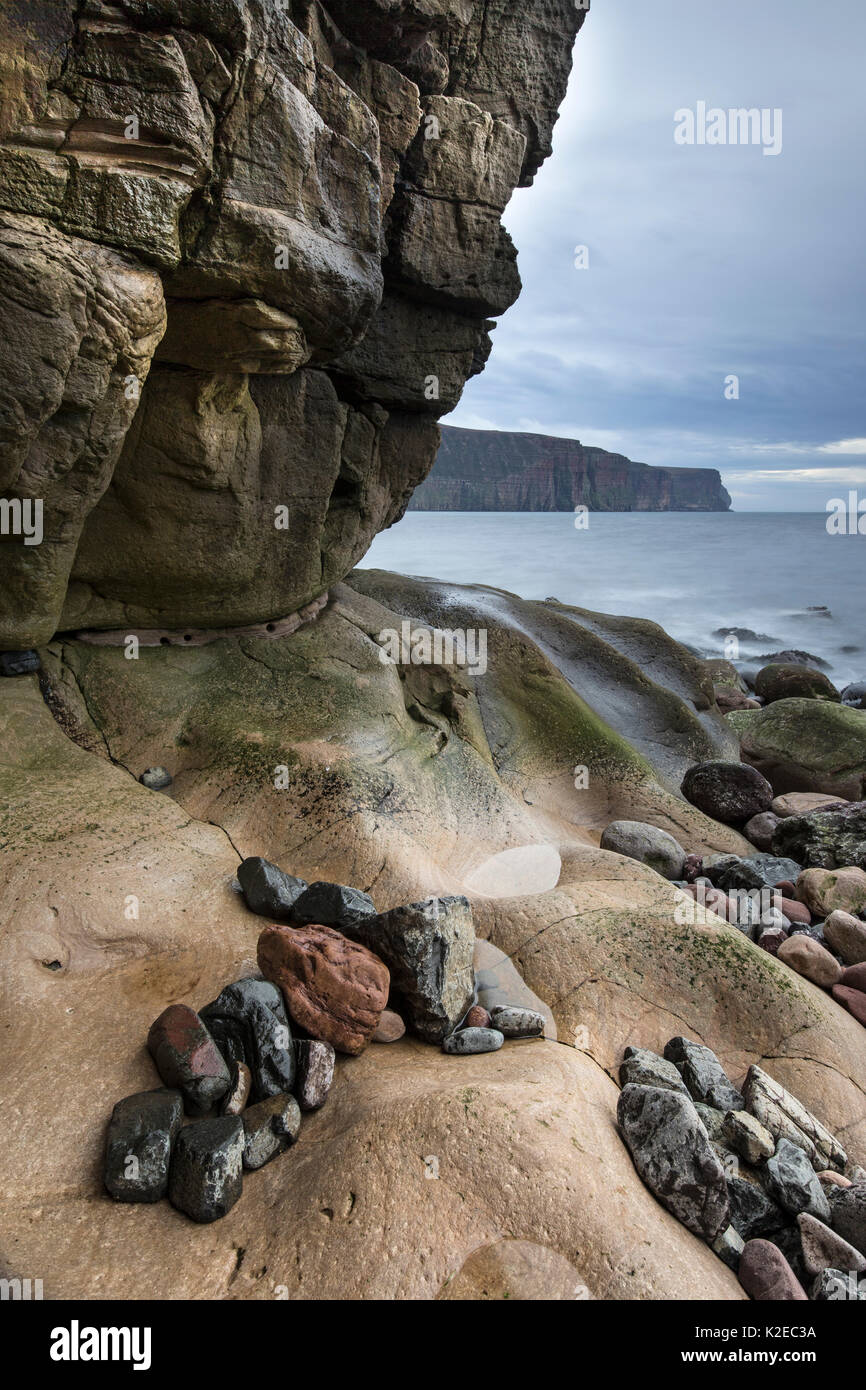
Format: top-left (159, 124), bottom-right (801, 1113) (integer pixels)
top-left (797, 1212), bottom-right (866, 1278)
top-left (771, 792), bottom-right (850, 818)
top-left (828, 1184), bottom-right (866, 1259)
top-left (289, 880), bottom-right (377, 931)
top-left (599, 820), bottom-right (685, 879)
top-left (777, 934), bottom-right (843, 988)
top-left (237, 857), bottom-right (307, 920)
top-left (168, 1117), bottom-right (243, 1223)
top-left (104, 1089), bottom-right (183, 1203)
top-left (831, 983), bottom-right (866, 1026)
top-left (293, 1039), bottom-right (335, 1111)
top-left (798, 868), bottom-right (866, 919)
top-left (200, 978), bottom-right (295, 1100)
top-left (738, 1239), bottom-right (808, 1300)
top-left (462, 1004), bottom-right (492, 1029)
top-left (443, 1027), bottom-right (504, 1055)
top-left (373, 1009), bottom-right (406, 1043)
top-left (489, 1006), bottom-right (545, 1039)
top-left (840, 961), bottom-right (866, 991)
top-left (620, 1046), bottom-right (689, 1097)
top-left (723, 1109), bottom-right (775, 1164)
top-left (759, 926), bottom-right (788, 956)
top-left (221, 1062), bottom-right (252, 1116)
top-left (139, 766), bottom-right (172, 791)
top-left (664, 1036), bottom-right (744, 1111)
top-left (617, 1084), bottom-right (730, 1240)
top-left (727, 1178), bottom-right (786, 1242)
top-left (242, 1094), bottom-right (301, 1170)
top-left (258, 922), bottom-right (389, 1055)
top-left (743, 812), bottom-right (780, 851)
top-left (681, 761), bottom-right (773, 824)
top-left (824, 909), bottom-right (866, 965)
top-left (147, 1004), bottom-right (230, 1116)
top-left (764, 1139), bottom-right (831, 1220)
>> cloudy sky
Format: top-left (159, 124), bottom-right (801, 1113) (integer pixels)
top-left (446, 0), bottom-right (866, 511)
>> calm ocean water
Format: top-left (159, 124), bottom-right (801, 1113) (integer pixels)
top-left (363, 512), bottom-right (865, 687)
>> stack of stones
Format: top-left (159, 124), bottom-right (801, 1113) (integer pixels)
top-left (104, 856), bottom-right (545, 1223)
top-left (600, 778), bottom-right (866, 1034)
top-left (618, 1038), bottom-right (866, 1301)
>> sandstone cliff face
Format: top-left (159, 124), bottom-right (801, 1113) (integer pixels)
top-left (410, 425), bottom-right (734, 511)
top-left (0, 0), bottom-right (583, 647)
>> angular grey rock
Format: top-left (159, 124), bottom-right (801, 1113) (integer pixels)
top-left (290, 881), bottom-right (377, 931)
top-left (620, 1046), bottom-right (690, 1097)
top-left (726, 1175), bottom-right (787, 1241)
top-left (0, 649), bottom-right (40, 676)
top-left (617, 1083), bottom-right (730, 1240)
top-left (200, 978), bottom-right (295, 1101)
top-left (663, 1036), bottom-right (745, 1111)
top-left (294, 1039), bottom-right (335, 1112)
top-left (242, 1094), bottom-right (301, 1170)
top-left (599, 820), bottom-right (685, 879)
top-left (797, 1211), bottom-right (866, 1278)
top-left (811, 1268), bottom-right (866, 1300)
top-left (442, 1027), bottom-right (504, 1055)
top-left (764, 1139), bottom-right (832, 1220)
top-left (168, 1116), bottom-right (244, 1223)
top-left (104, 1089), bottom-right (183, 1203)
top-left (489, 1006), bottom-right (545, 1039)
top-left (706, 854), bottom-right (801, 894)
top-left (342, 896), bottom-right (475, 1044)
top-left (773, 800), bottom-right (866, 871)
top-left (743, 1064), bottom-right (847, 1172)
top-left (237, 857), bottom-right (307, 921)
top-left (139, 766), bottom-right (172, 791)
top-left (723, 1110), bottom-right (775, 1165)
top-left (828, 1183), bottom-right (866, 1258)
top-left (711, 1224), bottom-right (745, 1271)
top-left (695, 1102), bottom-right (728, 1141)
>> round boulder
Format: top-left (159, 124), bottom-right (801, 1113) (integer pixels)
top-left (681, 761), bottom-right (774, 825)
top-left (754, 664), bottom-right (840, 704)
top-left (599, 820), bottom-right (686, 880)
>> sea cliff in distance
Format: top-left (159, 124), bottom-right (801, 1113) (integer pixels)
top-left (409, 425), bottom-right (733, 512)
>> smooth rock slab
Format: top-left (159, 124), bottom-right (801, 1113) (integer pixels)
top-left (258, 922), bottom-right (389, 1055)
top-left (723, 1110), bottom-right (775, 1164)
top-left (340, 896), bottom-right (475, 1044)
top-left (797, 1212), bottom-right (866, 1278)
top-left (237, 857), bottom-right (307, 920)
top-left (147, 1004), bottom-right (230, 1116)
top-left (777, 934), bottom-right (843, 988)
top-left (617, 1083), bottom-right (730, 1240)
top-left (663, 1037), bottom-right (744, 1111)
top-left (598, 820), bottom-right (685, 879)
top-left (620, 1046), bottom-right (690, 1097)
top-left (200, 978), bottom-right (295, 1100)
top-left (242, 1094), bottom-right (301, 1170)
top-left (104, 1089), bottom-right (183, 1203)
top-left (289, 881), bottom-right (377, 931)
top-left (293, 1039), bottom-right (335, 1111)
top-left (489, 1006), bottom-right (545, 1039)
top-left (772, 793), bottom-right (849, 818)
top-left (443, 1027), bottom-right (504, 1055)
top-left (738, 1240), bottom-right (808, 1300)
top-left (168, 1116), bottom-right (244, 1224)
top-left (824, 909), bottom-right (866, 965)
top-left (764, 1139), bottom-right (831, 1220)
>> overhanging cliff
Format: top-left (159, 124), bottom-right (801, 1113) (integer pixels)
top-left (409, 425), bottom-right (733, 511)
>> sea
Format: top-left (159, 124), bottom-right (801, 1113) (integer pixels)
top-left (363, 511), bottom-right (865, 689)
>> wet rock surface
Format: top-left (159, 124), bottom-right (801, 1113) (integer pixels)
top-left (168, 1116), bottom-right (244, 1224)
top-left (242, 1094), bottom-right (301, 1171)
top-left (146, 1004), bottom-right (231, 1116)
top-left (237, 858), bottom-right (308, 921)
top-left (200, 978), bottom-right (296, 1101)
